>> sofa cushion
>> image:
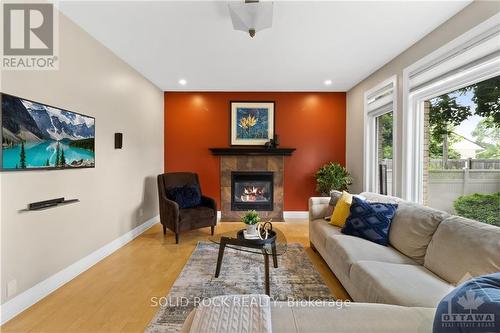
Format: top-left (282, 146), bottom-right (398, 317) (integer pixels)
top-left (389, 202), bottom-right (449, 264)
top-left (342, 197), bottom-right (398, 246)
top-left (272, 302), bottom-right (435, 333)
top-left (325, 235), bottom-right (417, 281)
top-left (350, 261), bottom-right (454, 307)
top-left (310, 218), bottom-right (342, 250)
top-left (424, 216), bottom-right (500, 285)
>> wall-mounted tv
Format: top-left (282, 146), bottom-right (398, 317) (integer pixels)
top-left (1, 93), bottom-right (95, 171)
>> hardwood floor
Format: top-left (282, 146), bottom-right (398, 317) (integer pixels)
top-left (1, 220), bottom-right (349, 333)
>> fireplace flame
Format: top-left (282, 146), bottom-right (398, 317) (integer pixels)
top-left (241, 186), bottom-right (266, 202)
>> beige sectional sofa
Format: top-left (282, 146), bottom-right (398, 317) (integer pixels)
top-left (309, 192), bottom-right (500, 308)
top-left (182, 192), bottom-right (499, 332)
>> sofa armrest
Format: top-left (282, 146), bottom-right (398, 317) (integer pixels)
top-left (309, 197), bottom-right (331, 221)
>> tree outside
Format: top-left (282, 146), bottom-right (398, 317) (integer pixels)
top-left (378, 112), bottom-right (393, 159)
top-left (429, 75), bottom-right (499, 164)
top-left (427, 75), bottom-right (499, 225)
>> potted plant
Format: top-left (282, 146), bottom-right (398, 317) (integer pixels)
top-left (242, 210), bottom-right (260, 235)
top-left (315, 162), bottom-right (353, 196)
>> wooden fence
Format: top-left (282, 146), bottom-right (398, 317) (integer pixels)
top-left (382, 159), bottom-right (500, 170)
top-left (429, 159), bottom-right (500, 170)
top-left (382, 159), bottom-right (500, 212)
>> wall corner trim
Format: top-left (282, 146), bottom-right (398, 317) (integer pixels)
top-left (0, 216), bottom-right (159, 325)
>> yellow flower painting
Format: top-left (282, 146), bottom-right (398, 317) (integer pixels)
top-left (231, 102), bottom-right (274, 145)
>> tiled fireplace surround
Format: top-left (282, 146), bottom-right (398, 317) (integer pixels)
top-left (220, 155), bottom-right (284, 221)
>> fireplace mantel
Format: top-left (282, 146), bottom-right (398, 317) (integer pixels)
top-left (209, 147), bottom-right (296, 156)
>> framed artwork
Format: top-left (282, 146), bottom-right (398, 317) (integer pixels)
top-left (230, 101), bottom-right (275, 146)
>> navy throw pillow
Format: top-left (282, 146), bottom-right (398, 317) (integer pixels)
top-left (167, 185), bottom-right (201, 209)
top-left (433, 272), bottom-right (500, 333)
top-left (341, 196), bottom-right (397, 246)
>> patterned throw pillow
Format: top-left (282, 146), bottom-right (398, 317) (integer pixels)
top-left (324, 190), bottom-right (342, 220)
top-left (167, 185), bottom-right (202, 209)
top-left (341, 196), bottom-right (398, 246)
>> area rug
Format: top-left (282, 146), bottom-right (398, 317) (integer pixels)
top-left (145, 242), bottom-right (334, 333)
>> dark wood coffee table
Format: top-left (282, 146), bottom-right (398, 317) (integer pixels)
top-left (209, 228), bottom-right (287, 296)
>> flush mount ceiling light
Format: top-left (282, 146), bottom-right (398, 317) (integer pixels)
top-left (178, 79), bottom-right (187, 85)
top-left (324, 79), bottom-right (333, 86)
top-left (228, 0), bottom-right (273, 38)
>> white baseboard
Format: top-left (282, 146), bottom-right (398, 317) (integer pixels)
top-left (283, 211), bottom-right (308, 219)
top-left (0, 215), bottom-right (159, 325)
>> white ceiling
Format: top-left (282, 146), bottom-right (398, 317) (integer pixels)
top-left (57, 1), bottom-right (471, 91)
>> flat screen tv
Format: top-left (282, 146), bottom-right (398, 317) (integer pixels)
top-left (1, 93), bottom-right (95, 170)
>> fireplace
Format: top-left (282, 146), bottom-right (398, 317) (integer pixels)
top-left (231, 171), bottom-right (274, 211)
top-left (213, 152), bottom-right (290, 221)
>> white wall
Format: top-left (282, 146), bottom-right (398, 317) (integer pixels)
top-left (346, 1), bottom-right (500, 194)
top-left (0, 10), bottom-right (163, 305)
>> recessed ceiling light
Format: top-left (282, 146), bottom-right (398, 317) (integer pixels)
top-left (324, 80), bottom-right (332, 86)
top-left (178, 79), bottom-right (187, 85)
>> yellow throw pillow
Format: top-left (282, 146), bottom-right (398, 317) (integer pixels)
top-left (329, 191), bottom-right (353, 227)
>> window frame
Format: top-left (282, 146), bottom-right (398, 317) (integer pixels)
top-left (401, 14), bottom-right (500, 203)
top-left (363, 75), bottom-right (397, 195)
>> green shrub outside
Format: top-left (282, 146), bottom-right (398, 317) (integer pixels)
top-left (453, 192), bottom-right (500, 227)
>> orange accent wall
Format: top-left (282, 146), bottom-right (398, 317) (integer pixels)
top-left (164, 92), bottom-right (346, 211)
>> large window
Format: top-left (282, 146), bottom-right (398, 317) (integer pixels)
top-left (425, 77), bottom-right (499, 225)
top-left (402, 16), bottom-right (500, 225)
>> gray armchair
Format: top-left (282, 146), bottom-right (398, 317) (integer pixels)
top-left (157, 172), bottom-right (217, 243)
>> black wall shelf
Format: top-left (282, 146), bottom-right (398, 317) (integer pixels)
top-left (209, 147), bottom-right (296, 156)
top-left (21, 198), bottom-right (80, 212)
